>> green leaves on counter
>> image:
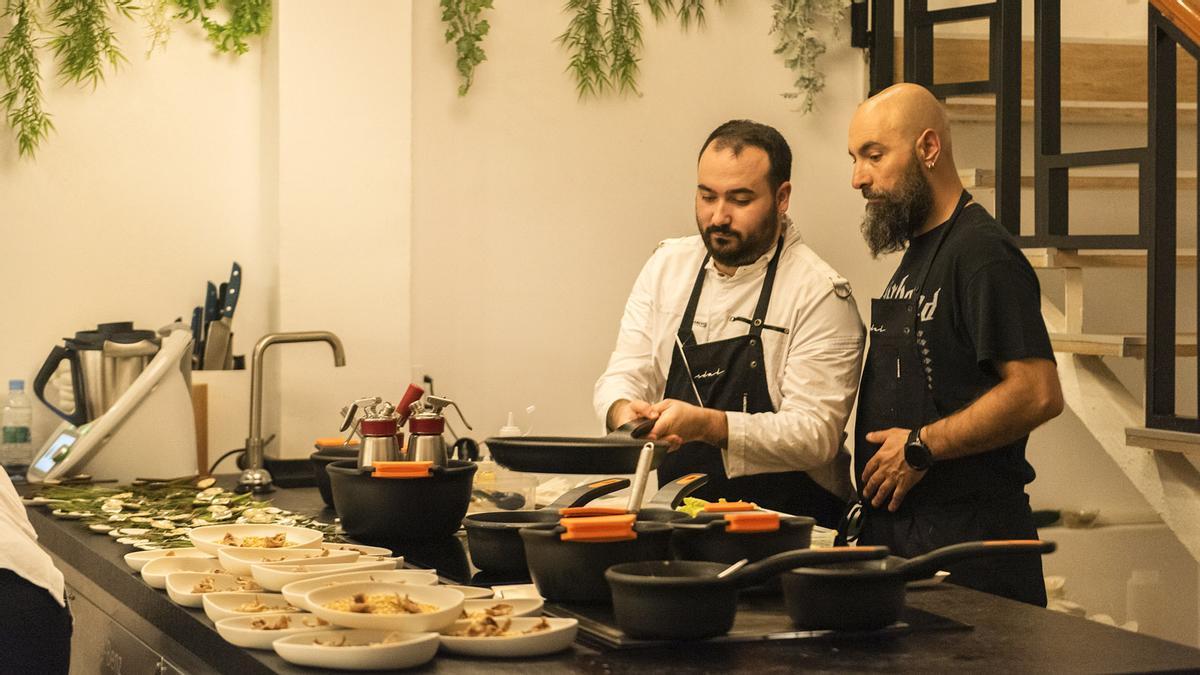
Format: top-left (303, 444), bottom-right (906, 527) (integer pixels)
top-left (33, 479), bottom-right (341, 549)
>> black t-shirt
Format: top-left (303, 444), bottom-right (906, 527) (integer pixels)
top-left (867, 201), bottom-right (1055, 505)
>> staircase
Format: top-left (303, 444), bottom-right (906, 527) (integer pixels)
top-left (861, 0), bottom-right (1200, 644)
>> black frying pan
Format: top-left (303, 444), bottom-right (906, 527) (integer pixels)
top-left (486, 418), bottom-right (668, 474)
top-left (605, 546), bottom-right (890, 640)
top-left (782, 539), bottom-right (1056, 631)
top-left (463, 476), bottom-right (632, 575)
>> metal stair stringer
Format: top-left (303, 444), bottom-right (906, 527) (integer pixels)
top-left (1043, 296), bottom-right (1200, 565)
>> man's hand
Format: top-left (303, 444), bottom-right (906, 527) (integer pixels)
top-left (861, 427), bottom-right (927, 512)
top-left (606, 399), bottom-right (655, 431)
top-left (644, 399), bottom-right (727, 448)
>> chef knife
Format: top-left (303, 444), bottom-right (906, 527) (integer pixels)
top-left (203, 262), bottom-right (241, 370)
top-left (199, 281), bottom-right (219, 369)
top-left (221, 262), bottom-right (241, 369)
top-left (190, 306), bottom-right (203, 365)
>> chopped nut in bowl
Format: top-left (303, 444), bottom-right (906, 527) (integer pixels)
top-left (214, 612), bottom-right (331, 650)
top-left (305, 582), bottom-right (464, 632)
top-left (201, 592), bottom-right (299, 623)
top-left (273, 629), bottom-right (440, 670)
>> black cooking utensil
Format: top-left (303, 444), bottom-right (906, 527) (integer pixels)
top-left (606, 546), bottom-right (890, 640)
top-left (463, 476), bottom-right (631, 576)
top-left (471, 488), bottom-right (526, 511)
top-left (326, 459), bottom-right (477, 543)
top-left (485, 417), bottom-right (664, 474)
top-left (781, 539), bottom-right (1056, 631)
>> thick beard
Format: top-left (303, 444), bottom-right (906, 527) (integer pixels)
top-left (860, 155), bottom-right (934, 258)
top-left (699, 208), bottom-right (780, 268)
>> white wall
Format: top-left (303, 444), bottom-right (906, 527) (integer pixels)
top-left (410, 0), bottom-right (888, 439)
top-left (0, 14), bottom-right (268, 460)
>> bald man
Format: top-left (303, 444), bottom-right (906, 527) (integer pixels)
top-left (846, 84), bottom-right (1063, 606)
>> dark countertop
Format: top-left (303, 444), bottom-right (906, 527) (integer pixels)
top-left (26, 482), bottom-right (1200, 674)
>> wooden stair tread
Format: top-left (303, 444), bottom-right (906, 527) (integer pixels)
top-left (1051, 332), bottom-right (1197, 358)
top-left (945, 97), bottom-right (1198, 125)
top-left (1024, 248), bottom-right (1198, 269)
top-left (1126, 426), bottom-right (1200, 456)
top-left (961, 168), bottom-right (1198, 190)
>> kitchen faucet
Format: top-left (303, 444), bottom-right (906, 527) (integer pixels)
top-left (237, 331), bottom-right (347, 493)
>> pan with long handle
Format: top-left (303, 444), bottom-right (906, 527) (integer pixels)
top-left (781, 539), bottom-right (1057, 631)
top-left (485, 418), bottom-right (669, 474)
top-left (605, 546), bottom-right (891, 640)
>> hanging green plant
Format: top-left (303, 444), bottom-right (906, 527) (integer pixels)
top-left (440, 0), bottom-right (492, 96)
top-left (772, 0), bottom-right (847, 114)
top-left (447, 0), bottom-right (847, 114)
top-left (0, 0), bottom-right (269, 159)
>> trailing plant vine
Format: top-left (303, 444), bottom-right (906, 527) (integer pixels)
top-left (771, 0), bottom-right (847, 114)
top-left (444, 0), bottom-right (848, 113)
top-left (440, 0), bottom-right (492, 96)
top-left (0, 0), bottom-right (269, 158)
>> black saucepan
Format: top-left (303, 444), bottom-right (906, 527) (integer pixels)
top-left (326, 459), bottom-right (477, 543)
top-left (463, 476), bottom-right (632, 575)
top-left (514, 473), bottom-right (710, 599)
top-left (782, 539), bottom-right (1057, 631)
top-left (605, 546), bottom-right (890, 640)
top-left (670, 510), bottom-right (816, 564)
top-left (486, 418), bottom-right (669, 474)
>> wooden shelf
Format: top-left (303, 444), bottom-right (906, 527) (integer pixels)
top-left (1024, 248), bottom-right (1198, 269)
top-left (1051, 332), bottom-right (1198, 358)
top-left (961, 168), bottom-right (1197, 191)
top-left (944, 97), bottom-right (1198, 126)
top-left (1127, 426), bottom-right (1200, 456)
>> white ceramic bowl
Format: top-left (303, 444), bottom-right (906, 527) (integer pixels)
top-left (273, 629), bottom-right (439, 671)
top-left (443, 584), bottom-right (496, 600)
top-left (321, 542), bottom-right (394, 557)
top-left (218, 547), bottom-right (358, 576)
top-left (250, 559), bottom-right (397, 592)
top-left (305, 582), bottom-right (464, 632)
top-left (214, 612), bottom-right (333, 650)
top-left (123, 548), bottom-right (213, 572)
top-left (282, 570), bottom-right (440, 611)
top-left (141, 557), bottom-right (229, 590)
top-left (165, 572), bottom-right (265, 607)
top-left (202, 592), bottom-right (301, 623)
top-left (438, 617), bottom-right (578, 657)
top-left (461, 597), bottom-right (543, 619)
top-left (189, 524), bottom-right (322, 554)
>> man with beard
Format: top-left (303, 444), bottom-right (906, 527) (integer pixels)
top-left (847, 83), bottom-right (1063, 605)
top-left (594, 120), bottom-right (865, 526)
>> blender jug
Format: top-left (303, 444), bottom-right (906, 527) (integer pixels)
top-left (33, 322), bottom-right (161, 425)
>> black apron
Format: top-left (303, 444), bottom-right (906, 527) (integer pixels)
top-left (656, 236), bottom-right (845, 528)
top-left (853, 191), bottom-right (1047, 607)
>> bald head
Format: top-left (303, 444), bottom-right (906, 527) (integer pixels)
top-left (852, 83), bottom-right (953, 162)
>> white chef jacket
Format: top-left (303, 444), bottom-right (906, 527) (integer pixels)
top-left (594, 220), bottom-right (864, 500)
top-left (0, 472), bottom-right (66, 606)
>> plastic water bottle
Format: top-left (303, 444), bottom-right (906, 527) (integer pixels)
top-left (2, 379), bottom-right (33, 477)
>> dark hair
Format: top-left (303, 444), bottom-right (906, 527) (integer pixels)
top-left (698, 120), bottom-right (792, 192)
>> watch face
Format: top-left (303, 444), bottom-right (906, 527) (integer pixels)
top-left (904, 439), bottom-right (932, 471)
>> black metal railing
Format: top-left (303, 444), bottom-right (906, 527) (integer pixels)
top-left (854, 0), bottom-right (1198, 433)
top-left (1147, 2), bottom-right (1198, 433)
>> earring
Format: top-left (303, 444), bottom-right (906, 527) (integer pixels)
top-left (926, 161), bottom-right (935, 170)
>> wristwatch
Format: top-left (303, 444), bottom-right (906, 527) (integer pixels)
top-left (904, 427), bottom-right (934, 471)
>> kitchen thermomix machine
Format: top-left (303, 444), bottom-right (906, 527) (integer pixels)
top-left (25, 321), bottom-right (198, 483)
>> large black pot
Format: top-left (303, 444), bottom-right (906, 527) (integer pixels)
top-left (781, 540), bottom-right (1056, 631)
top-left (605, 546), bottom-right (889, 640)
top-left (670, 511), bottom-right (816, 564)
top-left (326, 459), bottom-right (477, 544)
top-left (485, 419), bottom-right (667, 474)
top-left (310, 447), bottom-right (358, 508)
top-left (519, 515), bottom-right (675, 603)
